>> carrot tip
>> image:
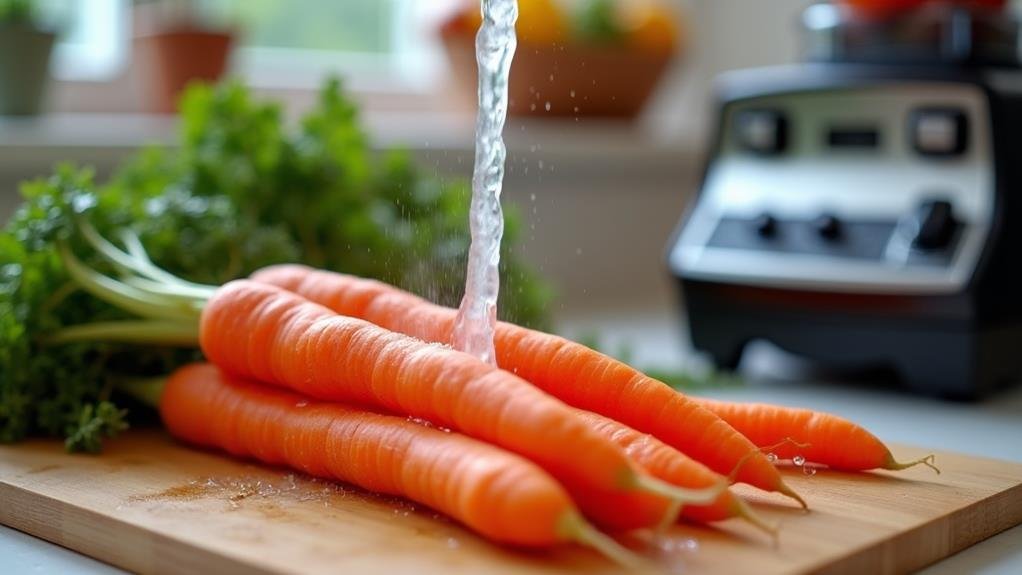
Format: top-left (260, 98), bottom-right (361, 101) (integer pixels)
top-left (776, 480), bottom-right (809, 511)
top-left (561, 512), bottom-right (646, 568)
top-left (734, 498), bottom-right (781, 542)
top-left (636, 474), bottom-right (729, 507)
top-left (886, 453), bottom-right (940, 474)
top-left (655, 499), bottom-right (684, 536)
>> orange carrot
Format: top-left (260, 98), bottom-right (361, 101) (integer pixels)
top-left (159, 364), bottom-right (637, 560)
top-left (574, 408), bottom-right (773, 533)
top-left (199, 280), bottom-right (725, 531)
top-left (251, 265), bottom-right (803, 506)
top-left (693, 398), bottom-right (938, 473)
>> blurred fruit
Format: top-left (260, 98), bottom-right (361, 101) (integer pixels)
top-left (574, 0), bottom-right (626, 44)
top-left (517, 0), bottom-right (569, 45)
top-left (440, 0), bottom-right (568, 45)
top-left (441, 0), bottom-right (678, 119)
top-left (438, 0), bottom-right (685, 58)
top-left (622, 1), bottom-right (681, 55)
top-left (440, 3), bottom-right (482, 37)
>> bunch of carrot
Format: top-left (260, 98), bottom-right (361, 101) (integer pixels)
top-left (50, 226), bottom-right (938, 564)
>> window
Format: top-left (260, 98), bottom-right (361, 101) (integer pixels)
top-left (38, 0), bottom-right (128, 81)
top-left (211, 0), bottom-right (462, 91)
top-left (41, 0), bottom-right (463, 91)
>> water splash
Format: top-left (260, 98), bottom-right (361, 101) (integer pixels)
top-left (452, 0), bottom-right (519, 365)
top-left (792, 455), bottom-right (806, 467)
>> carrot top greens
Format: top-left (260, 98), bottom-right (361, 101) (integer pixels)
top-left (0, 79), bottom-right (551, 452)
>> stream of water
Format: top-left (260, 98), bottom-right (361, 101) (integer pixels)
top-left (452, 0), bottom-right (519, 365)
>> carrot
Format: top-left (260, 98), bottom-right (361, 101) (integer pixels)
top-left (198, 280), bottom-right (726, 531)
top-left (574, 408), bottom-right (775, 535)
top-left (693, 398), bottom-right (939, 473)
top-left (159, 364), bottom-right (637, 561)
top-left (250, 265), bottom-right (804, 506)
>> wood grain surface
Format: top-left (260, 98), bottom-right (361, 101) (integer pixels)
top-left (1, 430), bottom-right (1020, 574)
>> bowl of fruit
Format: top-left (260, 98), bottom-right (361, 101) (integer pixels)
top-left (440, 0), bottom-right (684, 119)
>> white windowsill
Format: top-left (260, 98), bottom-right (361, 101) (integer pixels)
top-left (0, 111), bottom-right (705, 180)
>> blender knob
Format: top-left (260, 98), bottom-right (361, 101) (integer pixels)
top-left (911, 200), bottom-right (957, 250)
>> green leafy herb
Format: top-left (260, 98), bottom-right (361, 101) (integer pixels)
top-left (64, 401), bottom-right (129, 454)
top-left (0, 78), bottom-right (551, 451)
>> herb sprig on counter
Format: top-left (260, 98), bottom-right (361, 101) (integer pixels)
top-left (0, 79), bottom-right (551, 451)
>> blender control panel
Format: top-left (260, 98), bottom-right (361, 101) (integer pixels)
top-left (670, 83), bottom-right (994, 294)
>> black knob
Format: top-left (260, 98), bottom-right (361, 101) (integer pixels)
top-left (814, 214), bottom-right (842, 240)
top-left (736, 110), bottom-right (788, 155)
top-left (754, 213), bottom-right (778, 238)
top-left (912, 200), bottom-right (957, 250)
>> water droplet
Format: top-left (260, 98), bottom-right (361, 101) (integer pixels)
top-left (574, 106), bottom-right (580, 113)
top-left (766, 452), bottom-right (778, 463)
top-left (294, 400), bottom-right (309, 408)
top-left (545, 101), bottom-right (552, 112)
top-left (803, 466), bottom-right (817, 476)
top-left (530, 193), bottom-right (536, 201)
top-left (549, 74), bottom-right (554, 82)
top-left (570, 89), bottom-right (576, 98)
top-left (530, 103), bottom-right (536, 112)
top-left (793, 455), bottom-right (806, 466)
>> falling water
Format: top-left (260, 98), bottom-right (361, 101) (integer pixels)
top-left (452, 0), bottom-right (519, 365)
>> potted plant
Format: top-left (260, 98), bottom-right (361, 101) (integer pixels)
top-left (133, 0), bottom-right (235, 114)
top-left (0, 0), bottom-right (56, 115)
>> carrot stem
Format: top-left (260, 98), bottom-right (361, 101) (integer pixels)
top-left (885, 454), bottom-right (940, 474)
top-left (122, 276), bottom-right (217, 302)
top-left (559, 512), bottom-right (645, 568)
top-left (114, 377), bottom-right (167, 409)
top-left (79, 220), bottom-right (211, 292)
top-left (45, 320), bottom-right (200, 346)
top-left (57, 241), bottom-right (201, 322)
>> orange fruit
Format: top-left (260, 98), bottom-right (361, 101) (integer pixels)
top-left (517, 0), bottom-right (569, 45)
top-left (623, 1), bottom-right (682, 55)
top-left (444, 1), bottom-right (568, 45)
top-left (440, 2), bottom-right (482, 37)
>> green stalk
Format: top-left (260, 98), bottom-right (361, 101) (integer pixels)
top-left (79, 220), bottom-right (212, 291)
top-left (45, 320), bottom-right (200, 346)
top-left (122, 276), bottom-right (217, 302)
top-left (58, 241), bottom-right (203, 323)
top-left (114, 377), bottom-right (167, 410)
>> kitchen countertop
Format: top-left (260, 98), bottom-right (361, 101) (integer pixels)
top-left (2, 307), bottom-right (1021, 574)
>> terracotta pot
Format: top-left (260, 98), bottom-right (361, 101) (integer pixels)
top-left (442, 34), bottom-right (674, 119)
top-left (134, 26), bottom-right (234, 114)
top-left (0, 24), bottom-right (55, 116)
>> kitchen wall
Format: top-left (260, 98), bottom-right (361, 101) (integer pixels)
top-left (647, 0), bottom-right (810, 141)
top-left (0, 0), bottom-right (814, 315)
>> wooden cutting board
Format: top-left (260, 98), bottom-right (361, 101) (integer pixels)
top-left (1, 430), bottom-right (1020, 575)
